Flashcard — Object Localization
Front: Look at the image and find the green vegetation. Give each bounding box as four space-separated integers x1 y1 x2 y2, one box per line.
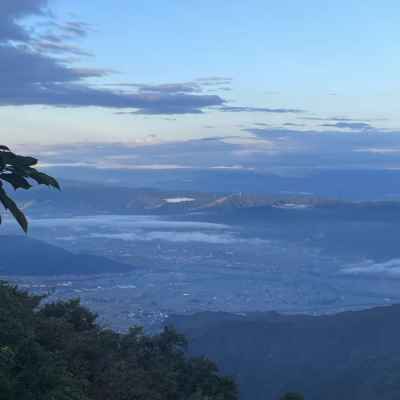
0 282 238 400
0 145 59 232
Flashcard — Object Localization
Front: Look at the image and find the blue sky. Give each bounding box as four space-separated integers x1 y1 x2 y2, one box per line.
2 0 400 168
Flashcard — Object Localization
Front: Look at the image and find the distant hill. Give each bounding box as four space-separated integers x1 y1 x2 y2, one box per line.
13 180 219 215
0 235 134 276
13 179 400 219
11 179 348 216
168 306 400 400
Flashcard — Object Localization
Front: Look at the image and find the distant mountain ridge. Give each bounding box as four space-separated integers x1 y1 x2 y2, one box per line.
36 166 400 201
12 179 367 216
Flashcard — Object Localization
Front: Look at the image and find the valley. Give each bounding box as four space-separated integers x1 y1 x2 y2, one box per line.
3 182 400 331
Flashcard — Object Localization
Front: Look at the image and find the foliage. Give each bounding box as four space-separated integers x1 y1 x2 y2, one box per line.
0 145 59 232
0 282 238 400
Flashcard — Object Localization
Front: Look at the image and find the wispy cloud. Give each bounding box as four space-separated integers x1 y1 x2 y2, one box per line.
109 82 202 94
29 214 230 230
220 106 304 114
33 40 93 57
320 122 373 130
340 259 400 278
90 231 238 244
196 77 232 86
60 21 91 38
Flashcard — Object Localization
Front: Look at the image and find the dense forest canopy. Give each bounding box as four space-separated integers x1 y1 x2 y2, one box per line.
0 282 238 400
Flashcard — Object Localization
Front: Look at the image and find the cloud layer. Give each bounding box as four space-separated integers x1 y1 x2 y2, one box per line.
25 124 400 172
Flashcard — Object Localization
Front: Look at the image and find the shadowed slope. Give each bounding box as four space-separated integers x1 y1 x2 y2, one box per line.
0 235 134 275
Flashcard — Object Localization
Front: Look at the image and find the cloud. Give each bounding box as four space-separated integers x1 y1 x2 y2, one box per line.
340 259 400 278
0 0 225 114
239 127 400 167
20 214 267 245
27 138 242 171
89 231 238 244
194 77 233 93
104 78 234 96
0 3 305 116
354 148 400 154
112 92 224 115
196 76 232 86
220 106 304 114
60 21 91 38
320 122 373 130
107 82 202 94
28 214 230 230
301 116 384 123
33 40 93 57
283 122 305 127
23 126 400 173
0 0 49 42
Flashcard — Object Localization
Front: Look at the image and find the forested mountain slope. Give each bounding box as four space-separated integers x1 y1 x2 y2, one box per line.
169 307 400 400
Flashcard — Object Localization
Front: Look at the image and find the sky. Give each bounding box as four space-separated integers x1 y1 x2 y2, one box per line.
2 0 400 169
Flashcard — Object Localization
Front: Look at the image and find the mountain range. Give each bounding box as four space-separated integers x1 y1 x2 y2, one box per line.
13 179 399 217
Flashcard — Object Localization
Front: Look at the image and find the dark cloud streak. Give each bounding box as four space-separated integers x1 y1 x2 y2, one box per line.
320 122 373 130
220 106 305 114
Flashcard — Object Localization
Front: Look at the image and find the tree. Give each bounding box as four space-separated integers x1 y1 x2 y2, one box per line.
0 145 59 232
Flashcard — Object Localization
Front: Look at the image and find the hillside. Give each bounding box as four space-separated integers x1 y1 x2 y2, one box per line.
0 235 134 276
169 306 400 400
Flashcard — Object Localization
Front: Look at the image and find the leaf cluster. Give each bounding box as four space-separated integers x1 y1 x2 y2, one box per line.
0 145 59 232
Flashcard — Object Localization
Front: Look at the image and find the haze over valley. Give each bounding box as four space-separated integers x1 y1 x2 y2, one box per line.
3 178 400 331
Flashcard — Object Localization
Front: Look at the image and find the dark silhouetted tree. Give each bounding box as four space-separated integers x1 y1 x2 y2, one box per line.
0 145 59 232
